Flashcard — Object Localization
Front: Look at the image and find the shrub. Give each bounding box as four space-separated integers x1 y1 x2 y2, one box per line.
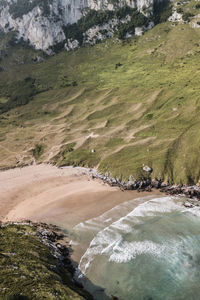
152 0 172 24
115 62 122 69
177 7 183 14
72 81 78 86
63 6 149 43
115 9 149 39
0 77 38 114
4 295 30 300
33 144 45 159
182 12 194 22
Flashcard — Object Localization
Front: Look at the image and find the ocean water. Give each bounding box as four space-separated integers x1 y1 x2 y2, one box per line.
70 196 200 300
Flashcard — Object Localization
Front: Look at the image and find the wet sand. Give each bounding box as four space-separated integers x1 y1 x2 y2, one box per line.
0 164 160 228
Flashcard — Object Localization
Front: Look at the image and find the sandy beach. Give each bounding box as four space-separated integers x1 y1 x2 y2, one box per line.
0 164 159 228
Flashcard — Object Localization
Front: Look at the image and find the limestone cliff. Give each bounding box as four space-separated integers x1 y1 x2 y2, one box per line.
0 0 163 51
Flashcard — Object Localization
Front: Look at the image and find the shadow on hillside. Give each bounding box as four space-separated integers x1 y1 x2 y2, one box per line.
59 227 117 300
2 273 113 300
2 295 31 300
71 259 113 300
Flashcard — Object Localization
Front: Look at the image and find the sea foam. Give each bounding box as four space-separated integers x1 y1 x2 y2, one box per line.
75 196 200 300
78 196 181 274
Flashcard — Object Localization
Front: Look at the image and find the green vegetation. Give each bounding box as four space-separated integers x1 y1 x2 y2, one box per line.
116 9 149 39
182 12 194 22
51 142 76 165
177 7 183 14
173 0 200 23
1 8 200 184
152 0 172 24
0 224 91 300
63 6 149 44
0 77 39 114
33 144 45 160
3 295 30 300
60 149 100 168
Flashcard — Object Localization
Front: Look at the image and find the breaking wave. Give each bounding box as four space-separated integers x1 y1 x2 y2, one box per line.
71 196 200 299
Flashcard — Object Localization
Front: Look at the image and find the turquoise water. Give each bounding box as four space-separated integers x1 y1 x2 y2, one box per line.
71 196 200 300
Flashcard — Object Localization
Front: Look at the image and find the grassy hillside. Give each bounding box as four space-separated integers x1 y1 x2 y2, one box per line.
0 223 92 300
0 14 200 184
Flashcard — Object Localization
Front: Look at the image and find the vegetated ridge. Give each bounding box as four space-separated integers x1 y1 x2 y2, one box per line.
0 222 93 300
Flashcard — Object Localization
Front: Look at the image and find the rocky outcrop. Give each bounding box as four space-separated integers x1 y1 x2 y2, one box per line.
88 168 200 200
0 221 93 299
0 0 163 52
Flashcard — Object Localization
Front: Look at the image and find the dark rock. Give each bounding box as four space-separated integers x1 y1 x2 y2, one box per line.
111 296 119 300
151 180 161 188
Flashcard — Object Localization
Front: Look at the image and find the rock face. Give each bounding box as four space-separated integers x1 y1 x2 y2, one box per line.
0 0 163 51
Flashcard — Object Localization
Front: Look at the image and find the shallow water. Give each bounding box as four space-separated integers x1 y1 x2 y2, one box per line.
70 196 200 300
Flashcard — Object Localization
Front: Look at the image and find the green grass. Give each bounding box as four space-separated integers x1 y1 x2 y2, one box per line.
33 144 45 160
1 16 200 184
0 224 91 300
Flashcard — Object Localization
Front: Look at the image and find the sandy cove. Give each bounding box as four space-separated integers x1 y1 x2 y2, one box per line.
0 164 160 227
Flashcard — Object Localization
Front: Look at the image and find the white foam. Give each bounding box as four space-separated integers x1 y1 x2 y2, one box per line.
128 196 181 217
78 196 183 274
70 240 79 246
109 240 166 263
74 195 154 232
186 206 200 217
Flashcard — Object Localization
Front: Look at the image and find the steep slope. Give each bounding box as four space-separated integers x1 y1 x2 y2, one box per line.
0 223 92 300
0 0 163 51
0 2 200 184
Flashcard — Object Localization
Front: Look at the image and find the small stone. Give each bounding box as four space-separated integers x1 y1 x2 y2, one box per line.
143 165 153 173
183 201 194 208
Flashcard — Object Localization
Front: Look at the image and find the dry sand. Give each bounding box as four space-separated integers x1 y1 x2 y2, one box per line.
0 164 157 228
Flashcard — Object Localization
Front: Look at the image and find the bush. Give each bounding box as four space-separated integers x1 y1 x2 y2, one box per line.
63 143 76 154
72 81 78 86
115 9 149 39
115 62 122 69
177 7 183 14
182 12 194 22
33 144 45 159
63 6 149 44
4 295 30 300
152 0 172 24
0 77 38 114
117 23 133 39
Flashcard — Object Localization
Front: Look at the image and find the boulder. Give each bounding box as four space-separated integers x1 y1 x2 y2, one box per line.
143 165 153 173
183 201 194 208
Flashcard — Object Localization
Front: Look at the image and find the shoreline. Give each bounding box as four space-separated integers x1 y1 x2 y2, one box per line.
0 163 198 229
0 220 94 299
89 169 200 203
0 164 198 300
0 164 162 264
1 164 160 225
1 162 200 201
